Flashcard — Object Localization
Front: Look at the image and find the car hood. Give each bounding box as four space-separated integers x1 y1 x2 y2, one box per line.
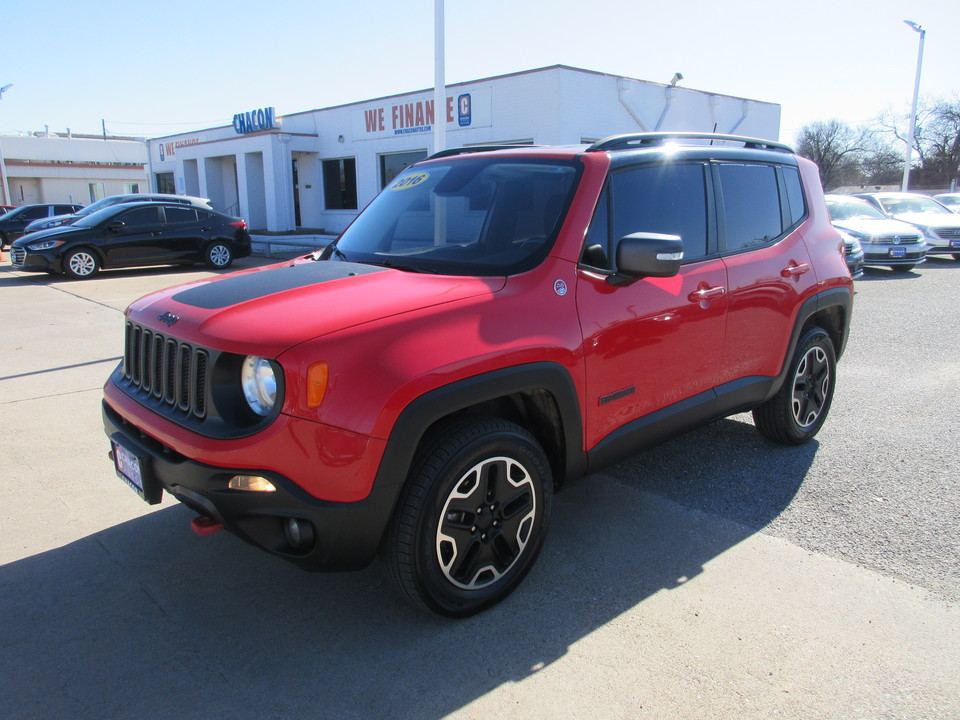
832 218 923 239
126 258 507 357
11 224 90 246
890 212 960 230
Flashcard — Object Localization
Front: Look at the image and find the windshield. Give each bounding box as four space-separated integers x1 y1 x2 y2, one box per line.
74 196 125 217
826 198 886 221
326 157 581 276
879 195 952 215
71 205 128 228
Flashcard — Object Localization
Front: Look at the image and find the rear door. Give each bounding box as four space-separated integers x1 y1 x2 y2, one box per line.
576 162 728 449
715 162 817 383
159 206 205 261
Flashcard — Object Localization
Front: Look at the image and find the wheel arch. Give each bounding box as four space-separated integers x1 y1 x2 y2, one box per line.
768 286 852 401
374 362 585 498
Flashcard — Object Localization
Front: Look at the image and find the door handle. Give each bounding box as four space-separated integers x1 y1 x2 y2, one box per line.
781 263 810 278
687 286 726 303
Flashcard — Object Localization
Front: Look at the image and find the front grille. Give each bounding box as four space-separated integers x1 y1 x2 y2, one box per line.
935 227 960 240
874 234 922 245
10 247 25 266
124 322 208 419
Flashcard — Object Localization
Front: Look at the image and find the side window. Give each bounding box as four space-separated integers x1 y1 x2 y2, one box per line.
717 164 782 251
54 205 77 214
118 206 162 228
22 206 49 220
164 207 197 224
581 185 611 269
782 165 806 226
610 164 709 263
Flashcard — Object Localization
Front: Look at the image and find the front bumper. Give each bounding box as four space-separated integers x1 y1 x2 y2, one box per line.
102 400 401 571
9 247 55 272
862 246 926 266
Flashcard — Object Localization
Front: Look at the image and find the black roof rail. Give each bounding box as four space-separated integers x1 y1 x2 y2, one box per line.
586 132 794 154
427 144 539 160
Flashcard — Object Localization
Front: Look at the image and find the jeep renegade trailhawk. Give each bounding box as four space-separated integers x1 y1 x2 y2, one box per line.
104 133 853 616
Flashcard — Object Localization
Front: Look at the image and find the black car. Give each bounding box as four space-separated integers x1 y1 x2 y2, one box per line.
10 202 251 279
0 203 85 247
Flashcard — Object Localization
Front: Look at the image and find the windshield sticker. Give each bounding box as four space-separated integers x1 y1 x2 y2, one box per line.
390 172 430 191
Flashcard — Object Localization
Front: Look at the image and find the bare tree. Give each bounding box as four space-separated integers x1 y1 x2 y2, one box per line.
795 120 865 190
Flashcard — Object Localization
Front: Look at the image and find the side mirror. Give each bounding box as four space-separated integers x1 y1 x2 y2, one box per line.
107 221 125 233
610 232 684 284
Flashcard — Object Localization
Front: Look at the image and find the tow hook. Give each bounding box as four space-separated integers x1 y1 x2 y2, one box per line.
190 515 223 536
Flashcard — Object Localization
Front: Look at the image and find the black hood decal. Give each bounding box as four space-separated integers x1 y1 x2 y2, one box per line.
173 261 385 310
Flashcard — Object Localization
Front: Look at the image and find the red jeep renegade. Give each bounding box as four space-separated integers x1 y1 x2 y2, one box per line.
103 133 853 616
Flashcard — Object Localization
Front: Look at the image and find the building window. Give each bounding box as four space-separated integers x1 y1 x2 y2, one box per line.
379 150 427 189
88 182 105 203
155 172 175 194
124 182 141 194
322 158 358 210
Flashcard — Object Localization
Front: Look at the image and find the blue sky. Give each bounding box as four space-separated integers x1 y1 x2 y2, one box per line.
1 0 957 144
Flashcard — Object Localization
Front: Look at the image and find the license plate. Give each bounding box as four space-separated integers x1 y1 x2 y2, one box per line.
890 247 907 258
951 240 960 248
113 441 146 497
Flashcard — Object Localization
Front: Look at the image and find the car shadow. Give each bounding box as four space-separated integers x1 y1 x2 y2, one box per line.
0 416 811 719
857 265 924 281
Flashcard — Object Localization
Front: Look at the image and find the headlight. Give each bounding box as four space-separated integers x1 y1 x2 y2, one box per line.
241 356 277 416
847 237 862 253
27 239 65 251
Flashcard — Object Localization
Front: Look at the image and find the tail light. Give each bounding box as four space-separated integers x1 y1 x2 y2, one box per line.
230 220 248 229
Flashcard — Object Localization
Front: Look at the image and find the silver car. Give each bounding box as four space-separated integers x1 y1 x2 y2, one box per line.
825 195 927 272
853 192 960 261
933 193 960 212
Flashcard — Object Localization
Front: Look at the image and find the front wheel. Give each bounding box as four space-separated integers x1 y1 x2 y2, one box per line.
63 248 100 279
753 326 837 445
381 417 553 617
205 242 233 269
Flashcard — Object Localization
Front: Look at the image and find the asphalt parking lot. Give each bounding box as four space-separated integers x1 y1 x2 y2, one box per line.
1 253 958 719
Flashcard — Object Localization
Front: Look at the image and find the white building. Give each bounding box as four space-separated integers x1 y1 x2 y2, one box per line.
146 65 781 233
0 133 147 206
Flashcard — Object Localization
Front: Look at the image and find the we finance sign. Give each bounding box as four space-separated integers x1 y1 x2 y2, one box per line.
354 87 490 140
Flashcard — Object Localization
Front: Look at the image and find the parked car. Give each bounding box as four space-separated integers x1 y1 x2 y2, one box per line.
24 193 212 234
10 202 250 279
102 133 853 616
824 194 926 272
853 191 960 261
836 229 865 278
933 193 960 212
0 203 84 247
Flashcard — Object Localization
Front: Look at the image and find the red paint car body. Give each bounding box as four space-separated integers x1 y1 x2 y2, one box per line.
103 134 853 615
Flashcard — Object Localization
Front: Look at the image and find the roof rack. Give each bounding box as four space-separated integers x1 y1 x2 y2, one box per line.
428 144 539 160
586 132 794 154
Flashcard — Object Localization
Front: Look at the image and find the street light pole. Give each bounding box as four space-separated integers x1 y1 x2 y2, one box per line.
0 83 12 205
901 20 925 192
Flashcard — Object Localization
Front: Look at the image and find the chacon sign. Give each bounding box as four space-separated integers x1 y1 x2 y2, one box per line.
233 107 279 135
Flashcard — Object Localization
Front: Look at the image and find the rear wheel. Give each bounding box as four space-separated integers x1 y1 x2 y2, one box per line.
205 242 233 269
753 326 836 445
63 248 100 279
381 417 553 617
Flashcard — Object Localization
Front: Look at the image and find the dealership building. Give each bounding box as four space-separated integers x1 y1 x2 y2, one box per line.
144 65 780 233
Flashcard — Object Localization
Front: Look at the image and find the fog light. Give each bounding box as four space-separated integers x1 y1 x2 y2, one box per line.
284 518 315 549
228 475 277 492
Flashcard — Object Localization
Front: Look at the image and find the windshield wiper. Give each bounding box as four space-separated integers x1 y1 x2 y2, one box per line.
372 259 438 274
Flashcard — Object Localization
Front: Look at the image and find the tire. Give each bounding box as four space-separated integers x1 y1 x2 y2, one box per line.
381 417 553 617
753 326 837 445
205 242 233 269
63 248 100 279
890 264 916 271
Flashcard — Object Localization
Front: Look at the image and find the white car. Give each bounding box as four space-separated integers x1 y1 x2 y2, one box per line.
825 195 926 272
853 192 960 261
933 193 960 212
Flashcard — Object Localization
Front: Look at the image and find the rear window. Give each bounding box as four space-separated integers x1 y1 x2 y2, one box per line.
717 164 783 251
